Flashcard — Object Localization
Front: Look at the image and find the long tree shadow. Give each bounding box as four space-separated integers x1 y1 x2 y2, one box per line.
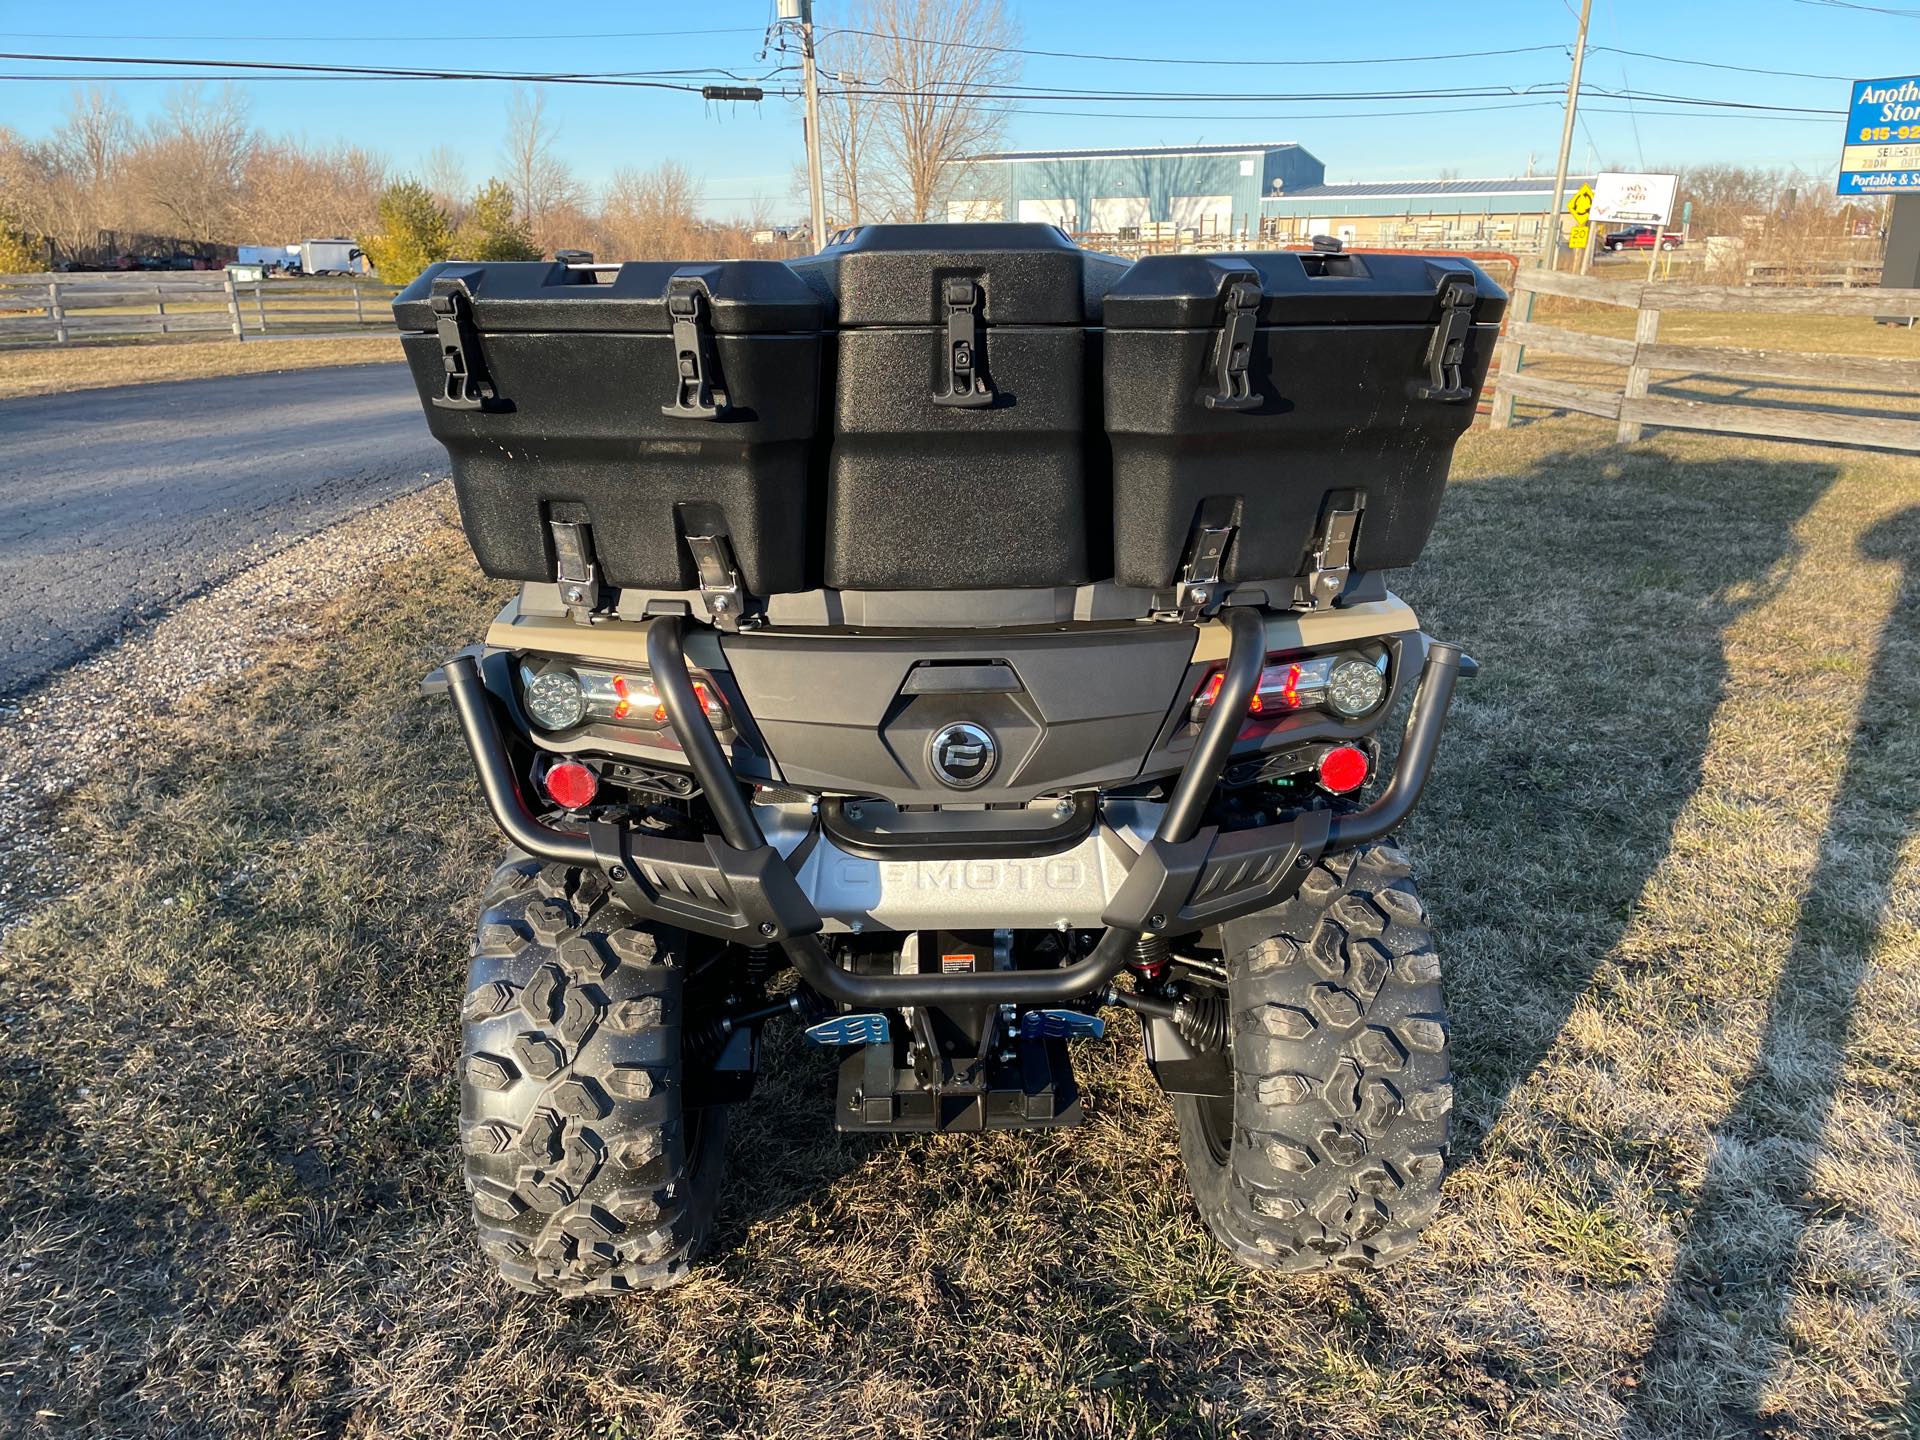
1402 444 1845 1164
1628 502 1920 1436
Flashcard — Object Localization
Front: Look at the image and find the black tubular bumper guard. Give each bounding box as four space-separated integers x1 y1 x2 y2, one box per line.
441 609 1471 1008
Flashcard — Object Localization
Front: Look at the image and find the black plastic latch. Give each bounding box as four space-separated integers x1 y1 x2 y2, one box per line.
1415 275 1478 403
429 283 495 410
661 278 730 419
549 519 600 622
933 277 993 408
1197 271 1262 412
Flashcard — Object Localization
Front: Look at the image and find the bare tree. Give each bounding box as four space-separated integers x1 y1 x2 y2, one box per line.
422 144 470 222
244 140 386 241
123 84 255 245
600 160 703 260
502 85 584 251
811 20 885 226
846 0 1020 223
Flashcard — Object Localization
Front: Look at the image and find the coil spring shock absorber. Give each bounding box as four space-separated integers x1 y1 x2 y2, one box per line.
743 943 773 992
1129 933 1170 984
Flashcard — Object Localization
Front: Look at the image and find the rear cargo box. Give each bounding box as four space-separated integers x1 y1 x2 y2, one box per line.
793 224 1127 590
1102 251 1505 591
394 259 823 595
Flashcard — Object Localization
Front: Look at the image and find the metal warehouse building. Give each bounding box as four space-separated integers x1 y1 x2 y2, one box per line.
950 143 1593 250
949 142 1327 238
1259 175 1598 249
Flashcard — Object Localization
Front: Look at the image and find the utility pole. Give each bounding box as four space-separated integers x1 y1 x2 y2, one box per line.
1543 0 1594 271
778 0 829 247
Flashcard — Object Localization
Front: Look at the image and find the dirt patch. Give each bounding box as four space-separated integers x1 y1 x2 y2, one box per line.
1 424 1916 1438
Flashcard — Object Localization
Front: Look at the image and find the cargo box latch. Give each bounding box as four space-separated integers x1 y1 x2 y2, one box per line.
1198 273 1262 412
1415 276 1478 403
933 277 994 409
661 279 731 420
429 285 496 410
1304 493 1365 610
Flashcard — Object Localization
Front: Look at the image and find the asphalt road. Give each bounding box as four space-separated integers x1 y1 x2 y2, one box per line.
0 362 442 697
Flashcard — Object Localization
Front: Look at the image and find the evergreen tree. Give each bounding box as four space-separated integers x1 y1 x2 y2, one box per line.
357 179 450 285
453 178 541 261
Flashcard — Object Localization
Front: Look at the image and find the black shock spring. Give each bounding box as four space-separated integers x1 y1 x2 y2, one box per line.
744 944 773 992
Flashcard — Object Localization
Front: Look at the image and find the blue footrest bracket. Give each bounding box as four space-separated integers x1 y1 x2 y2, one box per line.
1019 1009 1106 1041
804 1013 892 1047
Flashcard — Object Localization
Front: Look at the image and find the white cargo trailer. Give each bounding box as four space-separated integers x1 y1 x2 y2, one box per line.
296 239 364 276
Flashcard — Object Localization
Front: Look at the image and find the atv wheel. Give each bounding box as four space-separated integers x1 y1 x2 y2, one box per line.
1174 842 1452 1273
459 855 728 1296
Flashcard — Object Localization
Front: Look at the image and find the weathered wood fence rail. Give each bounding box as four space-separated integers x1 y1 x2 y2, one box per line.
0 272 399 347
1489 269 1920 452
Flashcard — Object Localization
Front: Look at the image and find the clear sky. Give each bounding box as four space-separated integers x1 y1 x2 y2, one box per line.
0 0 1910 219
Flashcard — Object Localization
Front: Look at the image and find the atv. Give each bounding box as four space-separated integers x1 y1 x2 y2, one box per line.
396 224 1501 1294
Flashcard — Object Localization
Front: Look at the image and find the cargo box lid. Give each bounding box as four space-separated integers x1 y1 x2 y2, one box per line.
1102 251 1507 328
791 222 1128 326
392 259 823 334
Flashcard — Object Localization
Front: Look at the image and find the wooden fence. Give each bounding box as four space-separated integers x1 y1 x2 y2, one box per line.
0 271 400 347
1488 268 1920 452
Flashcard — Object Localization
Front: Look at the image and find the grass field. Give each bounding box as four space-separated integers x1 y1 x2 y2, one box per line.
2 422 1917 1438
0 334 403 400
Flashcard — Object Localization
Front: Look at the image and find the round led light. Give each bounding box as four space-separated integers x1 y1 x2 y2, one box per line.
1327 657 1387 717
524 669 587 730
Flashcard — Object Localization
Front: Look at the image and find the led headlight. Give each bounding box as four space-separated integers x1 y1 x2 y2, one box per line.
523 668 587 730
1327 656 1388 717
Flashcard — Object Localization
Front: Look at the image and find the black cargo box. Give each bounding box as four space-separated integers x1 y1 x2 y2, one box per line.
792 224 1129 591
1102 251 1505 590
393 259 823 594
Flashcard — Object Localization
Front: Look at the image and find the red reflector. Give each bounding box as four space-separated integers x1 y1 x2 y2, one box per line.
542 760 599 810
1318 745 1369 795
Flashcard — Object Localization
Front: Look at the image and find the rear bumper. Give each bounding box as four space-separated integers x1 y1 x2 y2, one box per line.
441 610 1470 1005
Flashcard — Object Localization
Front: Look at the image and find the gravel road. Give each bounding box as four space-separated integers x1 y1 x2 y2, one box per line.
0 361 442 697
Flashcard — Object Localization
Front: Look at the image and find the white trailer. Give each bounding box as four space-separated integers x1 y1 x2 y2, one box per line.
296 238 365 276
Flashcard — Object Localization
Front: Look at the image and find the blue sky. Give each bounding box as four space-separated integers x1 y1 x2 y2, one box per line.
0 0 1908 219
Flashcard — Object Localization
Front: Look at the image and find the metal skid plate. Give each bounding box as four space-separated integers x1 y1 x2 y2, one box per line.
757 798 1159 933
834 1037 1083 1134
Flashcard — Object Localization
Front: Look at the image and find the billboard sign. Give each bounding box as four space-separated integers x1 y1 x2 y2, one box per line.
1839 76 1920 194
1591 172 1679 225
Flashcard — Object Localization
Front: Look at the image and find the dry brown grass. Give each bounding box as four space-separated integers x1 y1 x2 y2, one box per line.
2 423 1917 1438
0 335 404 400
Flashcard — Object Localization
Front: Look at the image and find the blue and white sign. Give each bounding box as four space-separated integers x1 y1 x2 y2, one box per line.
1839 76 1920 194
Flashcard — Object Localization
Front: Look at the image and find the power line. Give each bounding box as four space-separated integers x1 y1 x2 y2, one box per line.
1790 0 1920 15
0 26 765 42
1591 45 1854 81
824 28 1571 67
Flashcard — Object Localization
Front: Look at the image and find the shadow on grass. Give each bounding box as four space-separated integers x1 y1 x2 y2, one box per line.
1404 442 1844 1171
1628 502 1920 1435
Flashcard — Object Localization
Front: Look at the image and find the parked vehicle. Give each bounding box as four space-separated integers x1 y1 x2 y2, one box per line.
394 225 1502 1295
294 238 365 276
1602 225 1683 252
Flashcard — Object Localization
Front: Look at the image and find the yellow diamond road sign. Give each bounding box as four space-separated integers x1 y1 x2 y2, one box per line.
1568 184 1595 217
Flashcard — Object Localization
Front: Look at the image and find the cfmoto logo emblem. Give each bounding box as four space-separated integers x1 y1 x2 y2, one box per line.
927 722 997 789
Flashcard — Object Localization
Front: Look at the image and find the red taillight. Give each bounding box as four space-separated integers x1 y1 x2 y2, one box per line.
542 759 599 810
1317 745 1369 795
652 681 719 726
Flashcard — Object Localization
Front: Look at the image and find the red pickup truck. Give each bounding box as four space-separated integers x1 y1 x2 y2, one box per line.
1602 225 1684 252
